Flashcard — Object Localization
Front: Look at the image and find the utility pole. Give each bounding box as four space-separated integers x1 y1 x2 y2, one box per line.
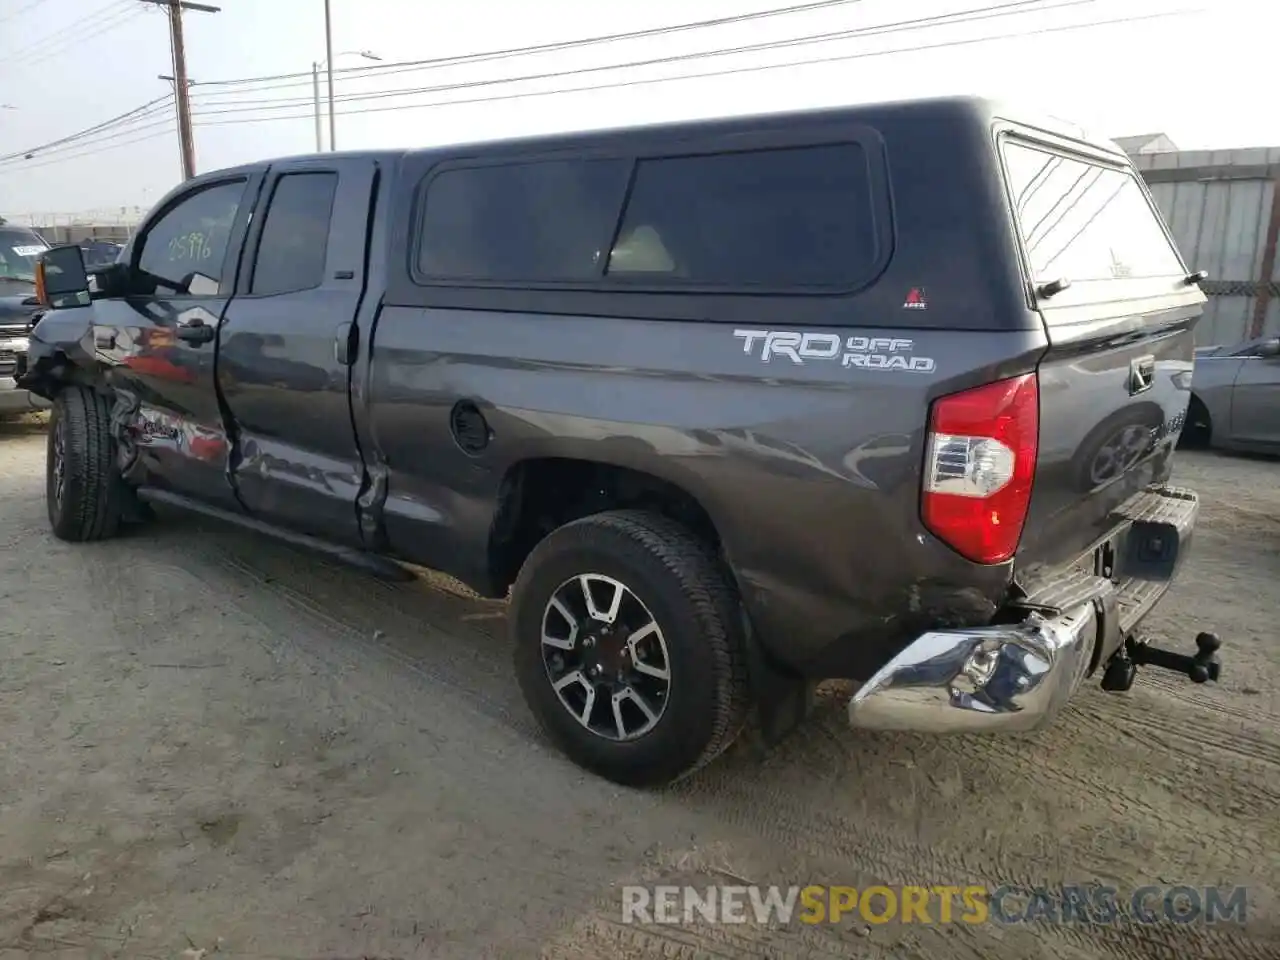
312 52 378 153
324 0 337 151
140 0 220 180
312 62 323 151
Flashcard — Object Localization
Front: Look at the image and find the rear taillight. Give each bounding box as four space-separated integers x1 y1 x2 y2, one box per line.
922 373 1039 564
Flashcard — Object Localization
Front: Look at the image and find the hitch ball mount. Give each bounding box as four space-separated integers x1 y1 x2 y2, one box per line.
1100 631 1221 693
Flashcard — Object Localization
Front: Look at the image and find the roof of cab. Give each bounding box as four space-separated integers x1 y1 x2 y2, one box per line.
244 96 1126 173
391 95 1127 163
261 148 404 165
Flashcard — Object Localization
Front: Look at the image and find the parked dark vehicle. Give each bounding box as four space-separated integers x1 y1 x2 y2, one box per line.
79 239 125 269
0 223 51 415
19 97 1222 786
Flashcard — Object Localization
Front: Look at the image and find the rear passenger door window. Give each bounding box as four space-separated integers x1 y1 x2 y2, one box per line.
608 144 877 288
249 172 339 296
417 159 629 282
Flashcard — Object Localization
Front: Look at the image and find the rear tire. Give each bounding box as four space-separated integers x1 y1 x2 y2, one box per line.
510 509 751 787
46 386 122 542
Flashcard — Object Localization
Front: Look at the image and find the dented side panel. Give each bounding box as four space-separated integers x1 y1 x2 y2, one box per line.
70 169 266 507
94 297 239 506
21 299 238 502
365 309 1045 678
217 157 380 547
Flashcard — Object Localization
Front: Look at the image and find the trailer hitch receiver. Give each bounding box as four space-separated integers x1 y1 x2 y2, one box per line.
1100 632 1221 692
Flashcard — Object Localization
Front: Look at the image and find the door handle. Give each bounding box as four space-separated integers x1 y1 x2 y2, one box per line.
1129 356 1155 395
176 323 215 345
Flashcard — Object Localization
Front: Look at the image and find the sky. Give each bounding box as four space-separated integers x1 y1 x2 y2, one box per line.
0 0 1272 222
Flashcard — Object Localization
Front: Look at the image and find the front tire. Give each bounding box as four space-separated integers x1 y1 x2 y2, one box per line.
46 386 122 542
510 510 751 787
1180 395 1212 449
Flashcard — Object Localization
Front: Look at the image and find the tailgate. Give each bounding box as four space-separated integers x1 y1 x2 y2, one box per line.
997 133 1206 580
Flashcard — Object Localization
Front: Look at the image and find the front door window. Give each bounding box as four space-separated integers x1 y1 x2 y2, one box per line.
136 180 247 296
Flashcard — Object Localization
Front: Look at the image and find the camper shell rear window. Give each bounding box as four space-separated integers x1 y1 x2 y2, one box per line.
1000 137 1184 300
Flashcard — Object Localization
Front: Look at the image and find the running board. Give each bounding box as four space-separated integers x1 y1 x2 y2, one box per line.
136 488 416 582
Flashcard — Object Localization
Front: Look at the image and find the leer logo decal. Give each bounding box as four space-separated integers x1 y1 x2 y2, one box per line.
733 329 936 372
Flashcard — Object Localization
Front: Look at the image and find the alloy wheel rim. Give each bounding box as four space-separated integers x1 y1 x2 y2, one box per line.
1090 424 1151 485
540 573 672 741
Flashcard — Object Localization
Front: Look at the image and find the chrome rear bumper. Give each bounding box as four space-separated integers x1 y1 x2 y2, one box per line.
847 603 1098 734
848 485 1198 734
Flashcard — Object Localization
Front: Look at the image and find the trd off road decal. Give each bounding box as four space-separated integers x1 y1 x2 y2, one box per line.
732 329 936 372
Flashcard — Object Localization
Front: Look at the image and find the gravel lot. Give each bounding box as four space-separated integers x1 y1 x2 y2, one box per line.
1 416 1277 960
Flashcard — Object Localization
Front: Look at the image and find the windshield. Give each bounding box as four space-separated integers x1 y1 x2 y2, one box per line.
0 227 49 283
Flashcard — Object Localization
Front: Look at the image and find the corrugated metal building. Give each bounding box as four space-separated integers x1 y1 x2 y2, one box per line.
1125 138 1280 346
1116 133 1180 155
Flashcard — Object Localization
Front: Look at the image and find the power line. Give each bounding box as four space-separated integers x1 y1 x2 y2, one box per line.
30 4 149 64
0 3 1200 172
6 124 178 173
0 111 178 168
189 5 1198 128
0 96 173 163
0 0 860 167
188 0 1087 117
0 95 174 164
0 3 214 177
0 0 1007 163
0 0 54 27
192 0 870 92
1 0 136 65
191 6 1197 128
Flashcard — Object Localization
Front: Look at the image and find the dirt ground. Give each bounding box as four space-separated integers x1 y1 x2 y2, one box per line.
1 415 1277 960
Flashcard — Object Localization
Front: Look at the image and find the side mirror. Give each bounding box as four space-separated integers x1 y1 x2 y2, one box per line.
89 261 132 298
1258 338 1280 359
35 245 91 309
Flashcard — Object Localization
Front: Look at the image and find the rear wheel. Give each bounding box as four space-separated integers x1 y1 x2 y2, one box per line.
510 510 751 787
46 386 122 542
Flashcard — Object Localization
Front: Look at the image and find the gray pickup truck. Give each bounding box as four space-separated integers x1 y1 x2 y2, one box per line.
1 224 50 415
20 96 1221 786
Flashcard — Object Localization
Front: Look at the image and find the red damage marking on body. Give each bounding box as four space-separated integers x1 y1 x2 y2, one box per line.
189 433 227 462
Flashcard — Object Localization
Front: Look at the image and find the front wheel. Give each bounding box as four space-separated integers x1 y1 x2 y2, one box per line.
1179 396 1212 449
510 510 751 787
46 386 122 542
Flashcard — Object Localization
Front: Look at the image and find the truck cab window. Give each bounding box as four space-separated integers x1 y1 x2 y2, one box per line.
250 172 339 296
137 180 246 296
